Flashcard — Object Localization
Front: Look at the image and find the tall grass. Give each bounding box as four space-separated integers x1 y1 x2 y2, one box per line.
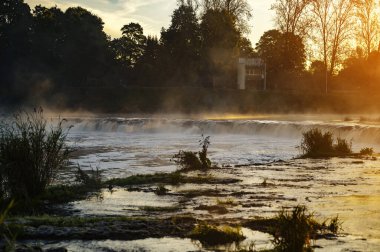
273 206 315 252
0 108 71 199
273 205 342 252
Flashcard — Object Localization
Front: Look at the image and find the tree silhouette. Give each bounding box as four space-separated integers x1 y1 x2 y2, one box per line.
160 4 201 86
256 29 306 89
0 0 32 102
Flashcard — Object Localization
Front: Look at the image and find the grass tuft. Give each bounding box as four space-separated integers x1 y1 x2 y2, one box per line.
273 205 315 252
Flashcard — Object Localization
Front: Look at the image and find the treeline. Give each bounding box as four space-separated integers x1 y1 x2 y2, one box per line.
1 0 380 109
0 0 254 106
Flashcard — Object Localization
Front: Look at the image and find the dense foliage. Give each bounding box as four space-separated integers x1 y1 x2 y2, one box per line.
0 0 254 107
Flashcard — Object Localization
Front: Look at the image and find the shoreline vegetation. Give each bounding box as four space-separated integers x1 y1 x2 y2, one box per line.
0 109 375 251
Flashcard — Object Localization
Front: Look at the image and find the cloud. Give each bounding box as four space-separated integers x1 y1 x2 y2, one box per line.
26 0 175 38
25 0 275 44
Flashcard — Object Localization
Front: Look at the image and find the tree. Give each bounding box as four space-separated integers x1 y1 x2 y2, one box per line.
111 23 146 69
256 29 306 90
160 4 201 85
355 0 379 57
32 6 65 75
0 0 32 55
238 37 255 57
199 0 252 32
310 0 356 92
337 49 380 91
0 0 32 101
256 30 306 75
271 0 312 37
60 7 110 87
134 36 163 85
200 9 241 87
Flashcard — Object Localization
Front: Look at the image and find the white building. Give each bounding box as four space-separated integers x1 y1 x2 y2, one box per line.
237 58 266 90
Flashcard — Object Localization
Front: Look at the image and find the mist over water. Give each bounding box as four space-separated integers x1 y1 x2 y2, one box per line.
58 114 380 178
67 115 380 144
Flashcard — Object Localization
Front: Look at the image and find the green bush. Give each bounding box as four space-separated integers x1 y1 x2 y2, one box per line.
300 129 352 158
172 135 211 171
0 108 71 199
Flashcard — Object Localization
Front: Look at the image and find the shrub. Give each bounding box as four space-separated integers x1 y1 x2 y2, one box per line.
300 129 352 158
172 150 203 171
334 137 352 155
0 108 71 199
273 206 315 252
189 223 245 246
172 135 211 171
300 129 334 157
360 147 374 156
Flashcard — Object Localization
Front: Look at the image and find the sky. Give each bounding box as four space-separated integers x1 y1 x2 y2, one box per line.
24 0 276 45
